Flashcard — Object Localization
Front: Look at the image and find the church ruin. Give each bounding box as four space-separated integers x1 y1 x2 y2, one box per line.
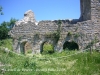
9 0 100 54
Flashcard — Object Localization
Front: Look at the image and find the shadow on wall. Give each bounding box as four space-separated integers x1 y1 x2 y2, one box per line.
63 41 79 50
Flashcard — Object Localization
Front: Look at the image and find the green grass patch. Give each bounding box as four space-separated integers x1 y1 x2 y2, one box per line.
0 39 13 50
0 48 100 75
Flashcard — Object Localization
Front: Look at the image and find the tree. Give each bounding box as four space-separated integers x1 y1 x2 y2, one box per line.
0 21 9 40
7 18 18 30
0 6 3 15
0 18 17 40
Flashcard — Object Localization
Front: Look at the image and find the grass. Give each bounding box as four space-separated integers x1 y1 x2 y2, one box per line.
0 48 100 75
0 39 13 51
0 39 100 75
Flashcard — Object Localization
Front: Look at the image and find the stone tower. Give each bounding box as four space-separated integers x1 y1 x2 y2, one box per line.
80 0 100 22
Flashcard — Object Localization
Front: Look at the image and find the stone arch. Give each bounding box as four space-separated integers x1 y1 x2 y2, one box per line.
20 39 32 54
63 40 79 50
20 41 26 54
40 41 54 54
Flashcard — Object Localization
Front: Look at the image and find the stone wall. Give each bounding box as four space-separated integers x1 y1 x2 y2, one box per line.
80 0 91 21
80 0 100 22
91 0 100 22
9 0 100 54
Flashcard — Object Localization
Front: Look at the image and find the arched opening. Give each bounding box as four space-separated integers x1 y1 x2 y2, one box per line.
63 41 79 50
40 41 54 54
20 41 32 54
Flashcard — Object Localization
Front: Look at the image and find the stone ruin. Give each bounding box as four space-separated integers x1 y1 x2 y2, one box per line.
9 0 100 54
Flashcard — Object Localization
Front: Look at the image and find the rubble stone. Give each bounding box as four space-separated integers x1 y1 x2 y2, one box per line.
9 0 100 54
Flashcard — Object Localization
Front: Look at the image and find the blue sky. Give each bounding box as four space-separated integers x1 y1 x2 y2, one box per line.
0 0 80 23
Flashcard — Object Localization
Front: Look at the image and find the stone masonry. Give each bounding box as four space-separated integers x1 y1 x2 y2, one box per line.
9 0 100 54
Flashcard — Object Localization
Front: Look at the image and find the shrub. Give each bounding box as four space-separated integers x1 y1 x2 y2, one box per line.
26 49 32 53
42 43 54 54
74 33 80 38
67 31 72 36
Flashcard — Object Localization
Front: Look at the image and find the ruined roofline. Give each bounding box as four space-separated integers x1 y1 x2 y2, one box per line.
15 9 81 26
38 19 78 22
37 19 79 24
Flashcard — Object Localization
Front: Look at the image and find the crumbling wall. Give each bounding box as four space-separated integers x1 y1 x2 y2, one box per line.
9 0 100 54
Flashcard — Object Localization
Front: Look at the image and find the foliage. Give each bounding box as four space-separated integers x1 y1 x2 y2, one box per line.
18 36 22 41
74 33 80 38
26 49 32 54
85 36 99 54
43 20 62 43
0 6 3 15
0 48 100 75
0 39 13 50
0 22 9 40
35 32 40 35
85 41 94 49
44 20 62 40
7 18 18 30
24 60 36 69
0 18 17 40
85 36 99 50
42 43 54 54
45 31 58 38
57 20 62 31
94 35 99 43
56 20 62 40
67 31 72 36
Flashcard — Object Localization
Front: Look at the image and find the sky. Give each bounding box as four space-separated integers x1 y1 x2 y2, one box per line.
0 0 80 23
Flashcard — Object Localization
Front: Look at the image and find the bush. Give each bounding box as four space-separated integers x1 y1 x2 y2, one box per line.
42 43 54 54
24 60 36 70
26 49 32 54
67 31 72 36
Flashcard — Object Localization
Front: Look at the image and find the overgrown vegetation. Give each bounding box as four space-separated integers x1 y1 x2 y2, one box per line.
0 47 100 75
42 43 54 54
56 20 62 41
0 4 100 75
0 39 100 75
67 31 72 36
85 36 99 54
74 33 80 38
0 39 13 50
44 20 62 42
26 49 32 54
